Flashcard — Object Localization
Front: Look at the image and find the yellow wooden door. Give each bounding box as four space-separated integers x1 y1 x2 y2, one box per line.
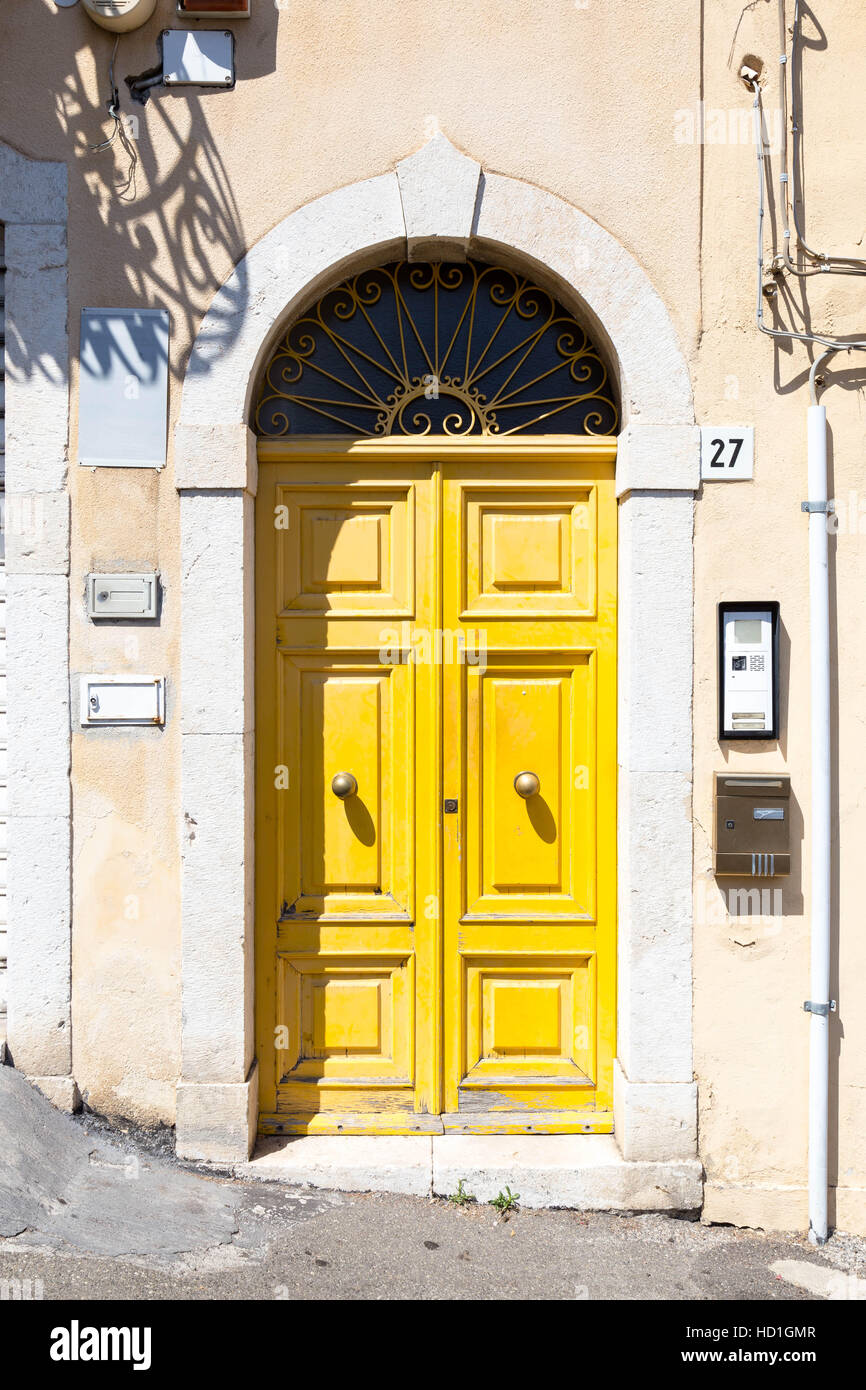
441 457 616 1132
256 444 616 1135
255 457 442 1133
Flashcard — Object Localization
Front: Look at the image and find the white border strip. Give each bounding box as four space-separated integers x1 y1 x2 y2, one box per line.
1 141 72 1087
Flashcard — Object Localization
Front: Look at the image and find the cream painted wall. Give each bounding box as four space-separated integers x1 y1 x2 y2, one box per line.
1 0 864 1229
694 0 866 1236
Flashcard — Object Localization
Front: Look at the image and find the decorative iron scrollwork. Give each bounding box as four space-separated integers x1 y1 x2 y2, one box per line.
254 261 618 437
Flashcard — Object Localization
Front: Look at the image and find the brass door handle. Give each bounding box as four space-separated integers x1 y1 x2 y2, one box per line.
514 771 540 799
331 771 358 800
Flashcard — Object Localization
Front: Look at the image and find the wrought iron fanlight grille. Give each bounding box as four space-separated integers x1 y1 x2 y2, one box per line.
254 260 618 438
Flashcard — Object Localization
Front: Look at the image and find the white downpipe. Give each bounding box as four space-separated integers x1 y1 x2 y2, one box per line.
806 389 831 1246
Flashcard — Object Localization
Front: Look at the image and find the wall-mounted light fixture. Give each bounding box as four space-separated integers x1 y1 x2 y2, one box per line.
176 1 251 17
81 0 158 31
126 29 236 102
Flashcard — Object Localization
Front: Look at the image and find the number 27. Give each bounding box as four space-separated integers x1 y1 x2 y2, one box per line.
710 436 744 468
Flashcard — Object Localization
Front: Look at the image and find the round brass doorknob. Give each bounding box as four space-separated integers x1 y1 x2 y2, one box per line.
514 771 540 799
331 772 358 800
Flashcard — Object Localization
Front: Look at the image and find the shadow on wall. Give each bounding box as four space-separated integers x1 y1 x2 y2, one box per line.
6 3 281 386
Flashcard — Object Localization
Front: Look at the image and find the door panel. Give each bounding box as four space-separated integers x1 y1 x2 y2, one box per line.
441 461 616 1131
256 449 615 1136
256 462 439 1133
277 485 414 615
276 952 414 1088
464 656 596 916
462 956 596 1084
283 655 412 917
462 486 598 618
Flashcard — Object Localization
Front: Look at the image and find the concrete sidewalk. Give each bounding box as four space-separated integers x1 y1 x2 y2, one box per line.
239 1132 702 1211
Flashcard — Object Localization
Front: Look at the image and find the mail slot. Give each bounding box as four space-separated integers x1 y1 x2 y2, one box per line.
714 773 791 876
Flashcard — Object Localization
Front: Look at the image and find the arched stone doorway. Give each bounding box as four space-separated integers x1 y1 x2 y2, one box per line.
252 256 619 1136
174 138 699 1195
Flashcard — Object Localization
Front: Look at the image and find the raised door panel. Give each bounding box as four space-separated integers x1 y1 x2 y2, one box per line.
462 486 597 619
463 656 596 920
461 956 596 1089
275 485 414 617
276 955 414 1086
278 654 413 921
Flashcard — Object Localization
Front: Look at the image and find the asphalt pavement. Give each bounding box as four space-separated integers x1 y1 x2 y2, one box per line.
2 1065 864 1302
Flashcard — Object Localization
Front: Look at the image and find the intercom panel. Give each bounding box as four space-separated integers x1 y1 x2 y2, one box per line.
718 601 780 740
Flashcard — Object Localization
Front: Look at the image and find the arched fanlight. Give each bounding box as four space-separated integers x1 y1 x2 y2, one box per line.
254 260 618 438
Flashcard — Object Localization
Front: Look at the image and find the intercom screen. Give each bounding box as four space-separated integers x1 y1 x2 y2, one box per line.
733 618 763 644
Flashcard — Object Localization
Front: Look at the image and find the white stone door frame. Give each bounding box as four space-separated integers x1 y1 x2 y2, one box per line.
1 141 76 1110
174 137 699 1164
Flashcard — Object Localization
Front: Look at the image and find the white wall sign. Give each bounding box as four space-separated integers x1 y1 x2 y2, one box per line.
700 426 754 481
79 308 169 468
162 31 235 88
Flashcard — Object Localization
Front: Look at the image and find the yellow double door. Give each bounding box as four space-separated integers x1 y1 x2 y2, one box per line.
256 445 616 1135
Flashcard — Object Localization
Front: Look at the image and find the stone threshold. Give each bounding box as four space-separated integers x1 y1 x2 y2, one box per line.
235 1134 703 1211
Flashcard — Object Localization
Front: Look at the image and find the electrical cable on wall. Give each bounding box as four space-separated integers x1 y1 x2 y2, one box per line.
90 38 121 152
746 73 866 356
787 0 866 275
773 1 866 278
90 36 138 200
743 1 866 353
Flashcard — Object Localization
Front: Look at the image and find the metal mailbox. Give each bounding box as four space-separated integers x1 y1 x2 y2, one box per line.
80 675 166 727
714 773 791 877
86 573 159 620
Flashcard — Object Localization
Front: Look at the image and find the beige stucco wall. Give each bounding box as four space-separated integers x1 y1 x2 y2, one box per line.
2 0 864 1229
695 0 866 1236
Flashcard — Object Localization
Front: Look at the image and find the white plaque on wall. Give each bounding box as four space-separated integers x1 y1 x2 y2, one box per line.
700 426 754 481
78 308 169 469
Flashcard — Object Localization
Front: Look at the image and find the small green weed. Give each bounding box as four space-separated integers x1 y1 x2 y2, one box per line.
489 1186 520 1216
447 1179 476 1206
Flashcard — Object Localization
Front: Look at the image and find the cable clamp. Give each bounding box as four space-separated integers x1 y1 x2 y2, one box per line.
803 1000 836 1016
801 501 833 514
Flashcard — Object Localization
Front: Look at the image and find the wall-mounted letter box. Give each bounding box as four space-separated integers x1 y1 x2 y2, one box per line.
87 573 159 620
80 676 166 727
714 773 790 876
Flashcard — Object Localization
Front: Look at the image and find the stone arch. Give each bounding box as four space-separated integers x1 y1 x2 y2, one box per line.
176 136 695 491
175 139 700 1195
